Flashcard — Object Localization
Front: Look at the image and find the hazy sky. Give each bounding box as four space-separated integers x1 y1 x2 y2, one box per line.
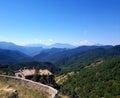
0 0 120 46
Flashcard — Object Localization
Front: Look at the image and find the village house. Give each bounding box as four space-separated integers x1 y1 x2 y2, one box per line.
15 69 53 79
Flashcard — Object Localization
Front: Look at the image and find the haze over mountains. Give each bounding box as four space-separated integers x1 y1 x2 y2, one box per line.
0 41 118 65
0 42 75 56
27 43 75 49
0 41 120 98
0 42 43 56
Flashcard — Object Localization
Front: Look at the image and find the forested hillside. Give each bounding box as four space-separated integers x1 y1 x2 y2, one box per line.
13 61 60 73
57 45 120 73
59 56 120 98
0 61 59 76
34 46 112 63
0 44 120 98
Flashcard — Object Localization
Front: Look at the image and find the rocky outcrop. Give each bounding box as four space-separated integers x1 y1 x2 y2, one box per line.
0 75 58 98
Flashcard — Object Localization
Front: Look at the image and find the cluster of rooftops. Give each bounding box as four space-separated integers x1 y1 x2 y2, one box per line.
15 69 53 79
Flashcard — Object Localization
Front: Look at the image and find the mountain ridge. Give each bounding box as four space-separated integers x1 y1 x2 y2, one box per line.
26 43 75 49
0 48 32 64
56 45 120 73
0 41 43 56
34 45 113 63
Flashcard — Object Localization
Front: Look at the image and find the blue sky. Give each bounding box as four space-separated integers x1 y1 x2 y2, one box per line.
0 0 120 46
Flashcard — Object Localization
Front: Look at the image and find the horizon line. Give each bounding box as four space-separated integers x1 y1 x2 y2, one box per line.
0 40 119 47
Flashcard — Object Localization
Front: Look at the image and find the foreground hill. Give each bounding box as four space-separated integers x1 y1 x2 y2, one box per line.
0 49 32 64
0 78 49 98
59 56 120 98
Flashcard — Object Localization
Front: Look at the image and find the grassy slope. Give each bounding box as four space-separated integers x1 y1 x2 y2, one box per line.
0 80 49 98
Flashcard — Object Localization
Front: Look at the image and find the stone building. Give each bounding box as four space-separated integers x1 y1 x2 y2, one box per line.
15 69 53 79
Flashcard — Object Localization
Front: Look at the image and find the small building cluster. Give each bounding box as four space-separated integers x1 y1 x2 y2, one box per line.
15 69 53 79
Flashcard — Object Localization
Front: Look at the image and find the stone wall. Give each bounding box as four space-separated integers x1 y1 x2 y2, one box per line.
0 75 58 98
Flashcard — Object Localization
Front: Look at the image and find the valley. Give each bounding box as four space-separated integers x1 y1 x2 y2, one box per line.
0 0 119 97
0 42 120 98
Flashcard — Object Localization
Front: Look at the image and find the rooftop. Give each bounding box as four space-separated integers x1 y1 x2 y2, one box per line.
16 69 52 77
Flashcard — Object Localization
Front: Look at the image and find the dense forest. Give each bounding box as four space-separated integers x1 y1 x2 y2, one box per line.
0 61 60 76
57 45 120 74
59 56 120 98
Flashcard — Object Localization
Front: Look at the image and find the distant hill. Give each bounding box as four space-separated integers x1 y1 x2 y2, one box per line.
34 45 112 63
34 48 67 62
0 41 115 66
0 42 74 56
26 43 47 48
27 43 75 49
0 49 32 64
0 41 25 51
0 41 43 56
49 43 75 48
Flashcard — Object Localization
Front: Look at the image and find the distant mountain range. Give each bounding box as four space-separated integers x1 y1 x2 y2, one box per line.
0 48 32 64
0 41 120 98
34 45 112 63
1 41 120 65
0 42 44 56
0 42 75 56
26 43 75 49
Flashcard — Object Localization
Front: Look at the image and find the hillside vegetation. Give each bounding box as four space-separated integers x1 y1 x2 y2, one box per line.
0 44 120 98
0 61 59 76
34 46 111 63
57 45 120 73
59 56 120 98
